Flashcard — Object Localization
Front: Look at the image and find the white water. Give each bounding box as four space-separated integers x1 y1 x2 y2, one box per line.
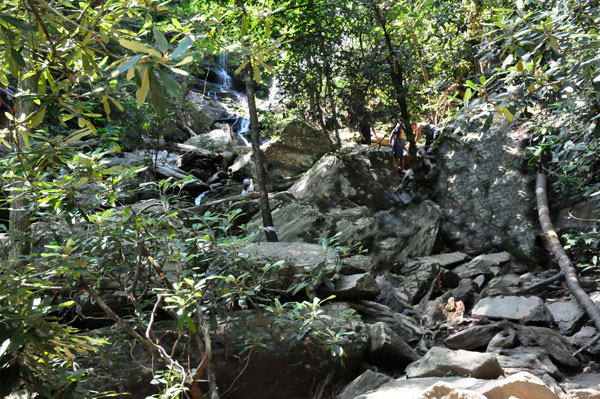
194 190 211 206
216 56 232 92
268 76 280 102
236 118 251 147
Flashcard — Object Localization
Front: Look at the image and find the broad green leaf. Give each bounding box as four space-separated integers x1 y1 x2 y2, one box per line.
175 56 194 67
501 107 514 122
253 64 261 83
153 27 169 54
10 49 25 68
464 88 472 103
158 69 182 98
148 69 166 117
172 35 195 59
0 15 35 31
119 39 162 58
117 54 142 75
136 67 150 108
549 36 559 52
29 107 46 128
465 80 478 91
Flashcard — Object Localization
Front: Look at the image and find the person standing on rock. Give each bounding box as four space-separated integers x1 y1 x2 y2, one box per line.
359 113 372 145
390 119 406 171
241 178 255 195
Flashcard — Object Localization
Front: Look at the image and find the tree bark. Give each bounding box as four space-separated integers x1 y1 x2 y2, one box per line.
9 69 36 260
536 173 600 332
370 2 416 158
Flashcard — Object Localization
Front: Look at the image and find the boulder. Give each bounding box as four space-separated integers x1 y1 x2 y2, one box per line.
375 273 413 313
514 325 579 367
568 326 600 354
337 370 392 399
341 255 376 275
185 128 234 153
480 371 558 399
553 197 600 233
444 322 506 351
494 347 560 378
420 382 486 399
565 389 600 399
355 372 557 399
397 261 441 304
433 106 537 260
546 300 586 335
238 242 339 292
328 273 380 299
452 252 510 280
230 119 340 186
78 303 369 399
481 273 521 297
367 322 420 366
405 347 503 379
349 300 423 343
471 296 552 324
289 146 400 211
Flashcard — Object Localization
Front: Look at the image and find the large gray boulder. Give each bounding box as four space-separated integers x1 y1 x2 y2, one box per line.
405 347 504 379
289 146 400 211
337 370 392 399
434 105 537 260
367 322 420 366
229 118 340 186
546 300 586 335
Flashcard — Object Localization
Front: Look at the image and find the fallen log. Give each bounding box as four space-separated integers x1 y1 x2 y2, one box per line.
536 173 600 333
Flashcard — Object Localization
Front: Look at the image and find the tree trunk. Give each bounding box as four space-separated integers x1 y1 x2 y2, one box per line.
9 70 36 260
371 3 416 158
536 173 600 332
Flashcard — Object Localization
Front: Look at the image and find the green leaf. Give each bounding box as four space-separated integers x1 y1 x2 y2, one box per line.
465 80 478 91
116 54 142 75
148 68 166 117
119 39 162 58
157 69 182 98
10 48 25 68
501 107 514 122
172 35 195 59
0 14 35 31
464 88 472 103
153 27 169 54
136 67 150 108
29 107 46 128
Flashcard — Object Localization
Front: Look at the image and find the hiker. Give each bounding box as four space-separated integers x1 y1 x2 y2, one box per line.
389 119 406 170
359 114 372 145
0 85 15 128
241 178 255 195
419 122 441 153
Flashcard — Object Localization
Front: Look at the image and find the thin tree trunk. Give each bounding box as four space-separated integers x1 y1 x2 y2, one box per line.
9 70 36 260
244 67 278 242
536 173 600 332
371 3 416 158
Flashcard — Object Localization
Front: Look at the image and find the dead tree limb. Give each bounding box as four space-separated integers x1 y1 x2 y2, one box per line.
518 272 564 294
536 173 600 332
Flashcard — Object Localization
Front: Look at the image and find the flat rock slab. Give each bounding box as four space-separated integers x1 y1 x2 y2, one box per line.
547 300 585 335
405 347 503 379
355 371 557 399
452 253 510 280
444 323 505 350
471 296 552 324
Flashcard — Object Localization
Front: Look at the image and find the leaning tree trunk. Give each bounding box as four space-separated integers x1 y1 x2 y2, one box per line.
536 173 600 332
9 69 36 260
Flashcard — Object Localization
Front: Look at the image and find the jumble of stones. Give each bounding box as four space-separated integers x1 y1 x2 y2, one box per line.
72 91 600 399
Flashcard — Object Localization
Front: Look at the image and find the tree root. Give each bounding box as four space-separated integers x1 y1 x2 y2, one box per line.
518 271 564 294
536 174 600 334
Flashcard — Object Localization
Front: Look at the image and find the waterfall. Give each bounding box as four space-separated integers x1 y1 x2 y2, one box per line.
236 118 251 147
268 76 280 102
216 55 232 92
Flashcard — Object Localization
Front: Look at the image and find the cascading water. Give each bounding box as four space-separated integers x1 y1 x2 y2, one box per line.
268 76 280 102
216 55 232 92
236 118 251 147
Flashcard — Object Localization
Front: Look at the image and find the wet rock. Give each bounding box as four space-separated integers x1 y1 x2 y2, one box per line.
547 300 586 335
433 106 537 260
367 322 420 367
289 146 400 211
349 300 423 343
337 370 392 399
471 296 552 324
405 347 503 379
328 273 380 300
